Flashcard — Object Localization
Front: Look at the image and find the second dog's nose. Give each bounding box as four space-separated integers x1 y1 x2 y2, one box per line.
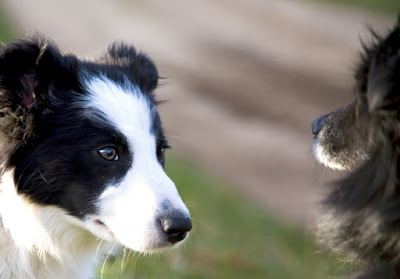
312 113 330 135
159 213 192 243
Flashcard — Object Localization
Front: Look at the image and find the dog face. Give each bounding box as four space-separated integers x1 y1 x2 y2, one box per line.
0 38 191 252
312 101 369 170
312 19 400 172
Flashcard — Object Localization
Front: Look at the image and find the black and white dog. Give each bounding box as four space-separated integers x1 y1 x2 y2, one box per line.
312 17 400 278
0 38 192 278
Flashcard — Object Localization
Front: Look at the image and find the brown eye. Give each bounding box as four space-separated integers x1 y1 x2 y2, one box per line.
158 147 166 158
157 145 168 166
99 148 119 161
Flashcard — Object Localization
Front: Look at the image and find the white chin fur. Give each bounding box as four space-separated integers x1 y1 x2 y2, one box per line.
313 139 350 171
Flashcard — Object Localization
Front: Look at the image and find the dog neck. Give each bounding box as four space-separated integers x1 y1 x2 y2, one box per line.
0 170 108 279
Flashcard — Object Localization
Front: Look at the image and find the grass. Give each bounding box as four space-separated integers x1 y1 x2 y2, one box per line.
0 7 13 44
307 0 400 15
99 154 351 279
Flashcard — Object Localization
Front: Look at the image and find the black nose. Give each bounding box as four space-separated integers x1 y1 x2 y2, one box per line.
312 113 330 135
159 213 192 243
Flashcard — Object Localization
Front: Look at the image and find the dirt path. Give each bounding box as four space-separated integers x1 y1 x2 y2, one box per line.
2 0 394 225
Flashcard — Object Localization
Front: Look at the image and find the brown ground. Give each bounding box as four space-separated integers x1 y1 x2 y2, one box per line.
2 0 395 225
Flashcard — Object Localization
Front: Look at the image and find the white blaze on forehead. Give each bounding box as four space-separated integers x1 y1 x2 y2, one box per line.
82 75 156 137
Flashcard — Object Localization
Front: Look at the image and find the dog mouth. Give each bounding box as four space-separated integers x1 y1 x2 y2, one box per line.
95 219 106 226
92 218 116 240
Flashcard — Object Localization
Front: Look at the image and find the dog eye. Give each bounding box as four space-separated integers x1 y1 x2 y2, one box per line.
157 145 169 166
158 147 166 159
99 148 119 161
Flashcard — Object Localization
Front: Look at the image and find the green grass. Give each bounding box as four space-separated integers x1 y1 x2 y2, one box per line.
0 7 14 44
308 0 400 15
99 155 351 279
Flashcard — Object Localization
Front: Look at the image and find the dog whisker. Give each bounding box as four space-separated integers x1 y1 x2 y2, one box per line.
121 246 128 272
100 241 118 279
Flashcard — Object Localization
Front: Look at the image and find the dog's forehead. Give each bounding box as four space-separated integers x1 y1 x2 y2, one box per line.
81 75 158 139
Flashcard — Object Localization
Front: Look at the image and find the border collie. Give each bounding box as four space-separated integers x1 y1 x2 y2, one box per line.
0 37 192 279
312 16 400 278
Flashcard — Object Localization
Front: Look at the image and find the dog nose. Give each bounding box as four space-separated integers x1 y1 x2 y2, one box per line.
312 113 330 135
159 213 192 243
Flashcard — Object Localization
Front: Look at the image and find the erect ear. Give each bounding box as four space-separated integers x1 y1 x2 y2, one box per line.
0 37 77 144
366 21 400 111
105 42 159 93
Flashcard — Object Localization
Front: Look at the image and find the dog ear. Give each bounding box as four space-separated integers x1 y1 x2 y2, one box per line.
0 37 78 144
105 42 159 93
366 22 400 111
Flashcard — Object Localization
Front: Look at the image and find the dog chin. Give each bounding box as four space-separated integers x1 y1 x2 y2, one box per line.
313 140 353 171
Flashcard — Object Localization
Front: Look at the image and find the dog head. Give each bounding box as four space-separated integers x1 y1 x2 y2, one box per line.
312 18 400 171
0 37 191 252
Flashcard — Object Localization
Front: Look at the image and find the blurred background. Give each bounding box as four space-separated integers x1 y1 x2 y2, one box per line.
0 0 399 278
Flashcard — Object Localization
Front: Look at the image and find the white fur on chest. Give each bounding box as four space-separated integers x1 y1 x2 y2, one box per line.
0 170 109 279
